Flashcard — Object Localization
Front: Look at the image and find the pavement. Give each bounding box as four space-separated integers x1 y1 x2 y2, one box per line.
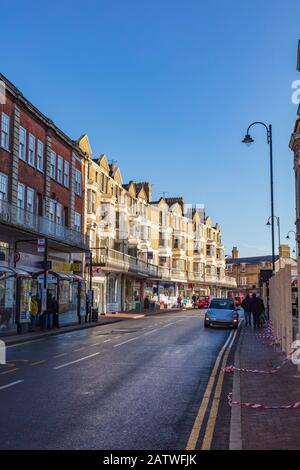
0 308 236 450
223 321 300 450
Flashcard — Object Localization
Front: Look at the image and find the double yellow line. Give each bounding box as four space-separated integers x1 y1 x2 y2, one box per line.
186 327 239 450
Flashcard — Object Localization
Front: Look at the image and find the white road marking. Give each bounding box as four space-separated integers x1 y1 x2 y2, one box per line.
114 326 165 348
7 338 45 349
0 380 24 391
53 352 100 370
103 339 111 343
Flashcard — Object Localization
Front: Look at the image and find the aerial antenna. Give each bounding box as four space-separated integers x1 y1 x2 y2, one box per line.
159 191 169 198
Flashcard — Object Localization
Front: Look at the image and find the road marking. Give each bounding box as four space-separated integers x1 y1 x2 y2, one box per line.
73 347 85 352
114 327 162 348
53 352 100 370
0 368 19 376
201 327 239 450
29 360 46 366
103 339 111 343
53 353 67 358
0 380 24 391
186 330 235 450
7 338 45 349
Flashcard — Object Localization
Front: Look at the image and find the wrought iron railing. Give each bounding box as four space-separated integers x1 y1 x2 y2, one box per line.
95 247 161 278
0 200 87 249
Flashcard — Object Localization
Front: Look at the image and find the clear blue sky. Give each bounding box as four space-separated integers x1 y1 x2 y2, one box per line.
1 0 300 257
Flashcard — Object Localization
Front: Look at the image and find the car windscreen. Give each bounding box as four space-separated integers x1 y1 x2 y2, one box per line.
209 300 234 310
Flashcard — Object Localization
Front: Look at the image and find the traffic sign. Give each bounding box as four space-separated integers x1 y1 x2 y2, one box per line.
37 238 46 253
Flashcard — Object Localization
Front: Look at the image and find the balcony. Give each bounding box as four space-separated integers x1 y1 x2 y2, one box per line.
0 200 87 250
204 274 237 288
95 247 161 279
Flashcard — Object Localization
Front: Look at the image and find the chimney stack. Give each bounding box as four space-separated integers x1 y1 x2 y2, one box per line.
279 244 291 259
232 246 239 259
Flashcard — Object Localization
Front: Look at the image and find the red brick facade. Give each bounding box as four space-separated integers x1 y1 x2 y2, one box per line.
0 73 87 247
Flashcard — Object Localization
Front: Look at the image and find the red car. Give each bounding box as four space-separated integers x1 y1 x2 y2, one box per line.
197 296 210 309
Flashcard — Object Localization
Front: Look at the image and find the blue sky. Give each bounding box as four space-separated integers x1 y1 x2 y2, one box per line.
1 0 300 257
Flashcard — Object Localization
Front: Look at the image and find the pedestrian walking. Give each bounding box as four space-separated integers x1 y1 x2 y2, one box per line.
192 294 197 308
177 295 183 309
250 293 265 328
241 294 252 327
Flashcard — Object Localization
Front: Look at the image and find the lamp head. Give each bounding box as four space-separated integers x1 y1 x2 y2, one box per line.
286 234 290 240
266 220 271 226
242 134 254 146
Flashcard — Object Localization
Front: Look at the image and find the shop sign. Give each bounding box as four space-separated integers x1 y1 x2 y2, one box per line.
107 303 119 312
92 266 104 276
71 262 82 272
51 261 73 273
147 251 154 259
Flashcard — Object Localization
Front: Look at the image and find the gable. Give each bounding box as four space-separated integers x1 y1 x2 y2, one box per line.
99 154 110 172
114 167 123 186
78 134 92 159
170 202 183 215
137 187 147 201
205 216 212 227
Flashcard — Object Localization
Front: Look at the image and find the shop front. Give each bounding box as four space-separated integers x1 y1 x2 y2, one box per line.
158 281 176 308
106 273 122 313
123 276 144 312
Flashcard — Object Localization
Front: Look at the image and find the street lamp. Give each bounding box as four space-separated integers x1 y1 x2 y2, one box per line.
286 230 298 257
242 122 275 272
266 216 280 254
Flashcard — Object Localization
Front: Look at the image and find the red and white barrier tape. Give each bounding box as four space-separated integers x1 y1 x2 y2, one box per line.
224 346 300 375
228 393 300 410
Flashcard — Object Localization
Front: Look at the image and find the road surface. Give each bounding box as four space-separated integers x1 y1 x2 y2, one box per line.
0 310 236 450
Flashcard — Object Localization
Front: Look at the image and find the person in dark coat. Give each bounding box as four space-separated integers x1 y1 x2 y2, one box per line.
241 294 252 327
250 293 265 328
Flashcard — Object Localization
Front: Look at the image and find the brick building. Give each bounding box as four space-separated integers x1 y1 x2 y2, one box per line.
226 246 295 294
0 74 88 333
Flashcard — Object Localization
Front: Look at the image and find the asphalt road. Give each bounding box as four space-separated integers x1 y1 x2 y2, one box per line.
0 310 233 450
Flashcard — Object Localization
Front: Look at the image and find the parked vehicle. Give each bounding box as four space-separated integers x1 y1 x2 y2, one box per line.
204 298 239 329
197 296 210 309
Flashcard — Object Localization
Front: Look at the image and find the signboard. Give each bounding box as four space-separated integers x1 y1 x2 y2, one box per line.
92 266 104 276
147 251 154 259
37 238 46 253
37 260 52 270
85 251 91 262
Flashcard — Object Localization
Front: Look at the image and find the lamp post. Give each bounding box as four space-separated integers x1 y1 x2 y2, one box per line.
242 122 275 272
286 230 298 257
266 216 281 254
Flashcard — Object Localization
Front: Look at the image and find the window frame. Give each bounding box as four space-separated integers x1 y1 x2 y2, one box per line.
28 133 35 167
50 151 56 180
1 113 10 150
57 155 63 184
37 140 44 172
19 127 27 161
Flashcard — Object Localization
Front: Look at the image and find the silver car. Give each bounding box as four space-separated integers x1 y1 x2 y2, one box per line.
204 298 239 329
